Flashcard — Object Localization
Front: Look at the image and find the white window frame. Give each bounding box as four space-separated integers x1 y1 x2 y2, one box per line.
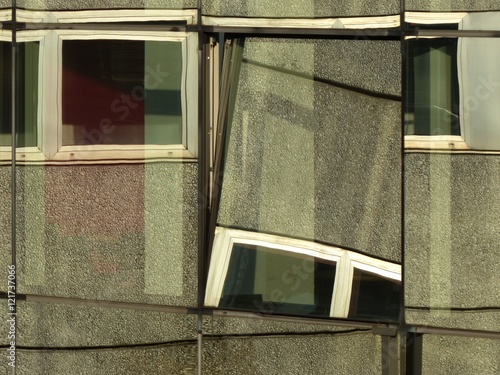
1 14 198 164
404 12 500 153
205 227 401 320
404 12 468 151
0 30 46 163
13 9 198 25
201 15 400 29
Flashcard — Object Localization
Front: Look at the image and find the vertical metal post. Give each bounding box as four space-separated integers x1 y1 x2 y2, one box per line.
374 327 399 375
382 335 399 375
400 1 408 373
405 332 423 375
10 1 18 374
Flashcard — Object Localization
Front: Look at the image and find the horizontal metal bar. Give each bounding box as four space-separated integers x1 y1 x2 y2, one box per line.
408 325 500 340
408 29 500 38
20 294 190 314
202 26 401 39
15 22 190 32
212 309 395 330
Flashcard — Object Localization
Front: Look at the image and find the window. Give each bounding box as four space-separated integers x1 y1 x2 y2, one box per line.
0 33 40 156
404 20 467 151
219 243 337 316
2 16 198 163
205 228 401 322
62 39 184 147
405 12 500 151
46 30 198 161
406 38 459 137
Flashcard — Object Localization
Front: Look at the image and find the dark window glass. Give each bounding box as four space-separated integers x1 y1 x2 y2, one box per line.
349 268 400 322
406 38 460 136
220 244 336 317
62 39 183 146
0 41 39 147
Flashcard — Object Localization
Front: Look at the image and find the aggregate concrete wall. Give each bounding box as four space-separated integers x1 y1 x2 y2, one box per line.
202 0 399 18
218 38 402 262
16 0 197 10
203 333 383 374
406 1 500 11
422 335 500 375
405 153 500 331
15 163 198 307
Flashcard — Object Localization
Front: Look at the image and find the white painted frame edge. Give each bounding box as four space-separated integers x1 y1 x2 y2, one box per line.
14 9 198 25
205 227 401 321
201 15 400 29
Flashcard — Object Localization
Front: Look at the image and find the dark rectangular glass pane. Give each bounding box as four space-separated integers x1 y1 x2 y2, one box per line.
0 41 38 148
62 39 182 146
220 244 336 317
349 269 400 322
405 38 460 136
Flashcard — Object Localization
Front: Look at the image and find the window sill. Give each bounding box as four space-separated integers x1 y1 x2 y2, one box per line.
3 9 198 25
404 136 500 154
0 147 197 165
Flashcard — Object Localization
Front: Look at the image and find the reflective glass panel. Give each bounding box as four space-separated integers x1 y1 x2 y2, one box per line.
405 152 500 332
220 244 336 317
16 0 197 11
349 269 400 322
203 330 384 374
218 38 401 262
202 0 399 18
62 40 182 146
405 38 459 136
421 335 500 374
14 31 198 306
405 2 500 12
0 41 38 147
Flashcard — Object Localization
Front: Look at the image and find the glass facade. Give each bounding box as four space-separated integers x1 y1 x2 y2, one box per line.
1 2 499 374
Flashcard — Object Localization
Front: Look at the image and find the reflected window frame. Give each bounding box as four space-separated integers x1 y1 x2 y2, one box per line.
0 30 42 160
405 11 500 152
1 10 199 163
205 228 401 321
404 12 467 151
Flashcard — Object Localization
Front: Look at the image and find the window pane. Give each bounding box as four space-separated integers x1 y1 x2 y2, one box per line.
349 269 400 322
0 41 38 147
220 244 336 317
405 38 460 136
62 39 183 146
218 38 401 262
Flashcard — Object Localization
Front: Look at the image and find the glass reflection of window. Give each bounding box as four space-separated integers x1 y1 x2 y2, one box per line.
62 39 183 146
219 244 336 317
349 268 400 321
406 38 459 136
0 41 39 147
206 229 401 322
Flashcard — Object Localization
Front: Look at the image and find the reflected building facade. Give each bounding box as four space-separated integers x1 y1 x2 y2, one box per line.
0 1 499 374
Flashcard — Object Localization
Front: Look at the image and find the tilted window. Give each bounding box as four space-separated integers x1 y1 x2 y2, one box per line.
205 228 401 322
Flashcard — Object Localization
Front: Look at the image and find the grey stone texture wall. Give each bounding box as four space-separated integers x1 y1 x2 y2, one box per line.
17 301 197 347
405 154 500 331
0 167 11 297
17 344 199 374
203 332 384 374
406 1 500 11
15 163 198 307
202 0 399 18
17 0 197 10
422 335 500 374
218 38 402 262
